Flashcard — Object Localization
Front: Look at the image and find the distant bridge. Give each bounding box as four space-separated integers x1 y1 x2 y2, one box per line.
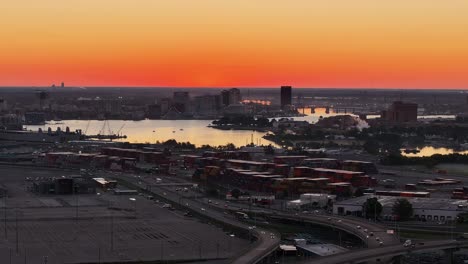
297 106 380 116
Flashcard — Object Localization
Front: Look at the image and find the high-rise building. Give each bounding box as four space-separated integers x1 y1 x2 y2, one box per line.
0 98 7 112
220 88 242 106
228 88 242 105
193 95 221 117
160 98 172 115
221 90 230 106
24 112 46 125
146 104 162 119
280 86 292 109
103 99 122 114
381 101 418 123
173 92 190 104
173 92 190 113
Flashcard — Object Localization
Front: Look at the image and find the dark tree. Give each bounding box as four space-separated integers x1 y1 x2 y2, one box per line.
231 189 241 199
363 139 380 155
354 188 365 197
392 199 413 221
264 144 275 155
362 197 383 220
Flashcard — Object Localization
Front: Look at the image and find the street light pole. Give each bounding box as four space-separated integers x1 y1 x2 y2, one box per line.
451 218 457 240
4 195 7 239
129 198 137 218
374 201 377 222
110 211 114 251
15 210 18 254
338 231 342 247
160 241 163 261
73 184 79 221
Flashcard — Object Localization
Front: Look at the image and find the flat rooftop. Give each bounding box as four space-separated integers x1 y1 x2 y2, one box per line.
227 159 267 166
313 168 364 174
343 160 374 164
303 158 338 161
275 156 308 159
296 243 348 256
336 195 468 211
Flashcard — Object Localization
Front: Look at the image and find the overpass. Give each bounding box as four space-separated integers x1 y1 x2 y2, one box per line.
302 239 468 264
109 172 407 264
15 163 400 264
114 173 281 264
266 212 400 248
298 106 379 116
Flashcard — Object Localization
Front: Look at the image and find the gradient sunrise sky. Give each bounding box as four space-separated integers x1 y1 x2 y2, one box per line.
1 0 467 89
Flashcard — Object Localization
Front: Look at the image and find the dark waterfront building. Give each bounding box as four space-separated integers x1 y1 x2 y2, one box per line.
221 90 230 106
280 86 292 109
381 101 418 123
24 112 46 125
146 104 162 119
221 88 242 106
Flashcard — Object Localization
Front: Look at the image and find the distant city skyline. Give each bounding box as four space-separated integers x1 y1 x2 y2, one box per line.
1 1 467 89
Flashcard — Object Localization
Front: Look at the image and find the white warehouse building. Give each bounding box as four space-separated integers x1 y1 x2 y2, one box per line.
333 195 468 222
287 193 336 210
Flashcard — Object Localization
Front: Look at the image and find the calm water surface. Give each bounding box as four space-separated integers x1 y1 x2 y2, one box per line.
24 108 343 147
401 146 468 157
25 119 270 146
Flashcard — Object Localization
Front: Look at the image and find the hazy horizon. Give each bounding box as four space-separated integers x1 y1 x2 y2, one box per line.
0 86 467 91
1 1 467 89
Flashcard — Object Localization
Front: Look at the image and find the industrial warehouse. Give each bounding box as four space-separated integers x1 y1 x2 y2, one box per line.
333 195 468 222
191 155 378 198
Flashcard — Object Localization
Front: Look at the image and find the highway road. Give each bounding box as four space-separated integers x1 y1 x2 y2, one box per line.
142 173 400 247
112 173 281 264
2 163 404 263
267 212 400 248
4 162 468 263
302 239 468 264
111 171 406 264
137 170 401 248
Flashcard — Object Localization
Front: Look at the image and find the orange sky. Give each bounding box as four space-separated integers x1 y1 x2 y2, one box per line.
1 0 467 88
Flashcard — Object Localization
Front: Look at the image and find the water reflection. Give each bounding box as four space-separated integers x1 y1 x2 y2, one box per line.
294 107 344 123
25 119 271 147
23 108 349 147
401 146 468 157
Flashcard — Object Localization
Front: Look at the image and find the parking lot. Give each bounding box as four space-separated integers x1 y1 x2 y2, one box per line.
0 165 249 264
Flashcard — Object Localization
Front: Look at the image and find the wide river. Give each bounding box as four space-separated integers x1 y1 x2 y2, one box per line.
24 108 339 147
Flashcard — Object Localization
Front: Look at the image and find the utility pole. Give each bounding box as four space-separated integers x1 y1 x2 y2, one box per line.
74 184 79 220
4 195 7 239
110 211 114 251
15 210 19 254
374 201 377 222
338 231 342 247
451 219 455 240
160 241 164 261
